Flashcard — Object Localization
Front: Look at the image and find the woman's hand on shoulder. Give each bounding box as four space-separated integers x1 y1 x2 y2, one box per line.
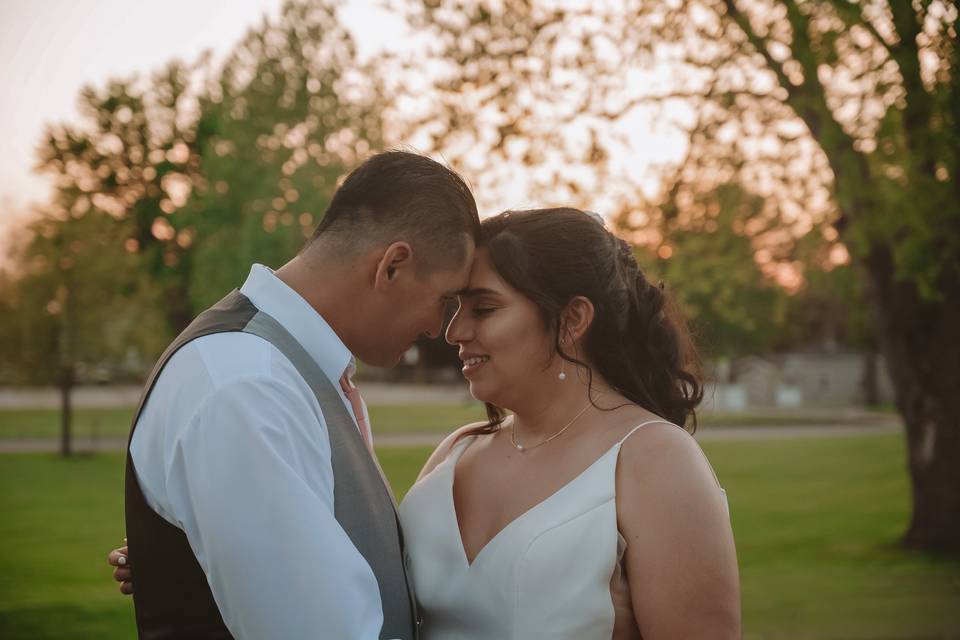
416 421 489 482
616 423 741 639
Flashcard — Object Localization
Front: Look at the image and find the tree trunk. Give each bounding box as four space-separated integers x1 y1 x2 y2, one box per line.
164 277 195 334
862 350 879 407
865 247 960 553
59 366 74 458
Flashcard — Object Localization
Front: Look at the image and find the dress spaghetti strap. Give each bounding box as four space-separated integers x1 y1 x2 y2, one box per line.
617 418 681 443
618 419 726 491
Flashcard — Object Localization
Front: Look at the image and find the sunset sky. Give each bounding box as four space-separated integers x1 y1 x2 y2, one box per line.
0 0 412 244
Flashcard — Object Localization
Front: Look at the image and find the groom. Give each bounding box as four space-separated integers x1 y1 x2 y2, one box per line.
119 151 478 639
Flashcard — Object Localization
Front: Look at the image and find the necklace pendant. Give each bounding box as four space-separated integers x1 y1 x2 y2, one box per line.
515 443 525 452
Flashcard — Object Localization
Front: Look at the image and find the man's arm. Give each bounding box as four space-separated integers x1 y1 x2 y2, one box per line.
166 375 384 639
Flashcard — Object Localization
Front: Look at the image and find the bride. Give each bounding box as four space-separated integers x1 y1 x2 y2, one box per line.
400 208 739 638
111 207 740 638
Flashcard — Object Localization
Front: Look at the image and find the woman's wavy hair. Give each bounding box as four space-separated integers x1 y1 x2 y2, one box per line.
461 207 704 439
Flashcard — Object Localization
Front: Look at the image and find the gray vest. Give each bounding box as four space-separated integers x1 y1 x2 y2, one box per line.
125 289 419 639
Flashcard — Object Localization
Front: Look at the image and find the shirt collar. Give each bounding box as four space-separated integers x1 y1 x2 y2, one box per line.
239 263 352 383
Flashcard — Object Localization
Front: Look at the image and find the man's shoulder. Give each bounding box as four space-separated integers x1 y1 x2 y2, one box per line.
135 331 327 453
175 326 343 389
142 331 312 430
169 330 279 383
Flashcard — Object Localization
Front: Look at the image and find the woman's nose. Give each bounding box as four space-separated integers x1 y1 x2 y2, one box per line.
445 309 469 345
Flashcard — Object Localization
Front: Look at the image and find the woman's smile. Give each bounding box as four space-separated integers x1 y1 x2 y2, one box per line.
460 354 491 376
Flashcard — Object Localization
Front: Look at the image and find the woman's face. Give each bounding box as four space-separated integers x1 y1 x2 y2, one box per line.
445 249 557 408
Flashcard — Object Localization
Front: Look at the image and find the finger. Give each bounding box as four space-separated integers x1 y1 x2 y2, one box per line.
113 567 132 582
107 549 128 567
120 581 134 596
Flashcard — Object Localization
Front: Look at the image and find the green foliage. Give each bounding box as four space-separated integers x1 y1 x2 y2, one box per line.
0 210 169 386
716 0 960 296
35 61 210 331
628 184 788 358
185 0 382 309
3 0 384 383
406 0 959 306
775 261 874 352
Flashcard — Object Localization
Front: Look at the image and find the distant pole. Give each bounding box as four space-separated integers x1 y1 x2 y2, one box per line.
59 366 72 457
56 280 73 458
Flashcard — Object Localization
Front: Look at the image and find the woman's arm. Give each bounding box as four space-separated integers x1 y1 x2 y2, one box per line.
616 423 741 639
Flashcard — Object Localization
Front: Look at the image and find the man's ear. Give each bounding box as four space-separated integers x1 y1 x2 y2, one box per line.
559 296 595 345
373 241 414 292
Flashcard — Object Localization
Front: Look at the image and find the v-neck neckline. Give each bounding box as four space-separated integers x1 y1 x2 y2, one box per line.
447 434 623 568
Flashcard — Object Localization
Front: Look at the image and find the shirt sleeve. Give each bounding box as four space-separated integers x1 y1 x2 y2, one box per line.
163 374 384 640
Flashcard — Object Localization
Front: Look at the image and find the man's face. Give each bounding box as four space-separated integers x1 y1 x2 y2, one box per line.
365 238 475 367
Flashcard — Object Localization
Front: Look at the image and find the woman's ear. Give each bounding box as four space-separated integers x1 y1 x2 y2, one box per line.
559 296 595 345
373 241 413 292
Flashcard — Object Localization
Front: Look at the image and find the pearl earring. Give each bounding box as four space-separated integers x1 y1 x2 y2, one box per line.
559 339 567 381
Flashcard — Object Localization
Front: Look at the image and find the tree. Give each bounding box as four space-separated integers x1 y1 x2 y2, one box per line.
34 0 383 335
185 0 383 309
0 208 168 455
35 59 213 333
627 183 788 360
12 0 385 449
401 0 960 552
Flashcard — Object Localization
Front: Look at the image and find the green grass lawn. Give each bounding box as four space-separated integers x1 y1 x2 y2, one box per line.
0 405 894 441
0 408 135 440
0 405 489 440
1 435 957 639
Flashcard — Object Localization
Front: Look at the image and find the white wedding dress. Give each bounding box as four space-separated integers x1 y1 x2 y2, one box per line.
398 420 728 639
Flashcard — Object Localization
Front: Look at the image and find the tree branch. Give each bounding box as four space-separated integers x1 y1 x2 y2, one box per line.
722 0 797 102
593 87 774 120
888 0 939 176
825 0 896 54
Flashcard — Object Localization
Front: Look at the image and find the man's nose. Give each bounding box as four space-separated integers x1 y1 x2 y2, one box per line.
423 309 445 340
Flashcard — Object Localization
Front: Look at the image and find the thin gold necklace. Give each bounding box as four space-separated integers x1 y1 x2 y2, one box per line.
510 402 592 453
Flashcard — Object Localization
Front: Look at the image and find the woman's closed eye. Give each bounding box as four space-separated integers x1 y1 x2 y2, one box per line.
472 306 496 317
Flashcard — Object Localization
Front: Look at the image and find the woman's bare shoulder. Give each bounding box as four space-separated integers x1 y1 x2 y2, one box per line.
416 420 492 482
614 418 723 520
616 418 707 480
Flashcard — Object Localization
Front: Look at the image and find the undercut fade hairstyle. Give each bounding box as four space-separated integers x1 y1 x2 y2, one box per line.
308 151 480 272
459 207 704 442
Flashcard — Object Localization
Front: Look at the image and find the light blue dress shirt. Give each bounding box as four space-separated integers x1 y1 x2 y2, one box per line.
130 264 385 639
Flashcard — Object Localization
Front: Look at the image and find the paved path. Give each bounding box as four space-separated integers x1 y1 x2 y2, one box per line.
0 383 474 409
0 423 901 453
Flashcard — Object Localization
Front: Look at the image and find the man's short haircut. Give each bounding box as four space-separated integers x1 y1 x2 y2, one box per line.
308 151 480 272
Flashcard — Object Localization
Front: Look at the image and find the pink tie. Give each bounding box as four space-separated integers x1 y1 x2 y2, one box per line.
339 370 374 452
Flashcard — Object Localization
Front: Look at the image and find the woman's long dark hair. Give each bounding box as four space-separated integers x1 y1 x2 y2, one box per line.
460 208 703 440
